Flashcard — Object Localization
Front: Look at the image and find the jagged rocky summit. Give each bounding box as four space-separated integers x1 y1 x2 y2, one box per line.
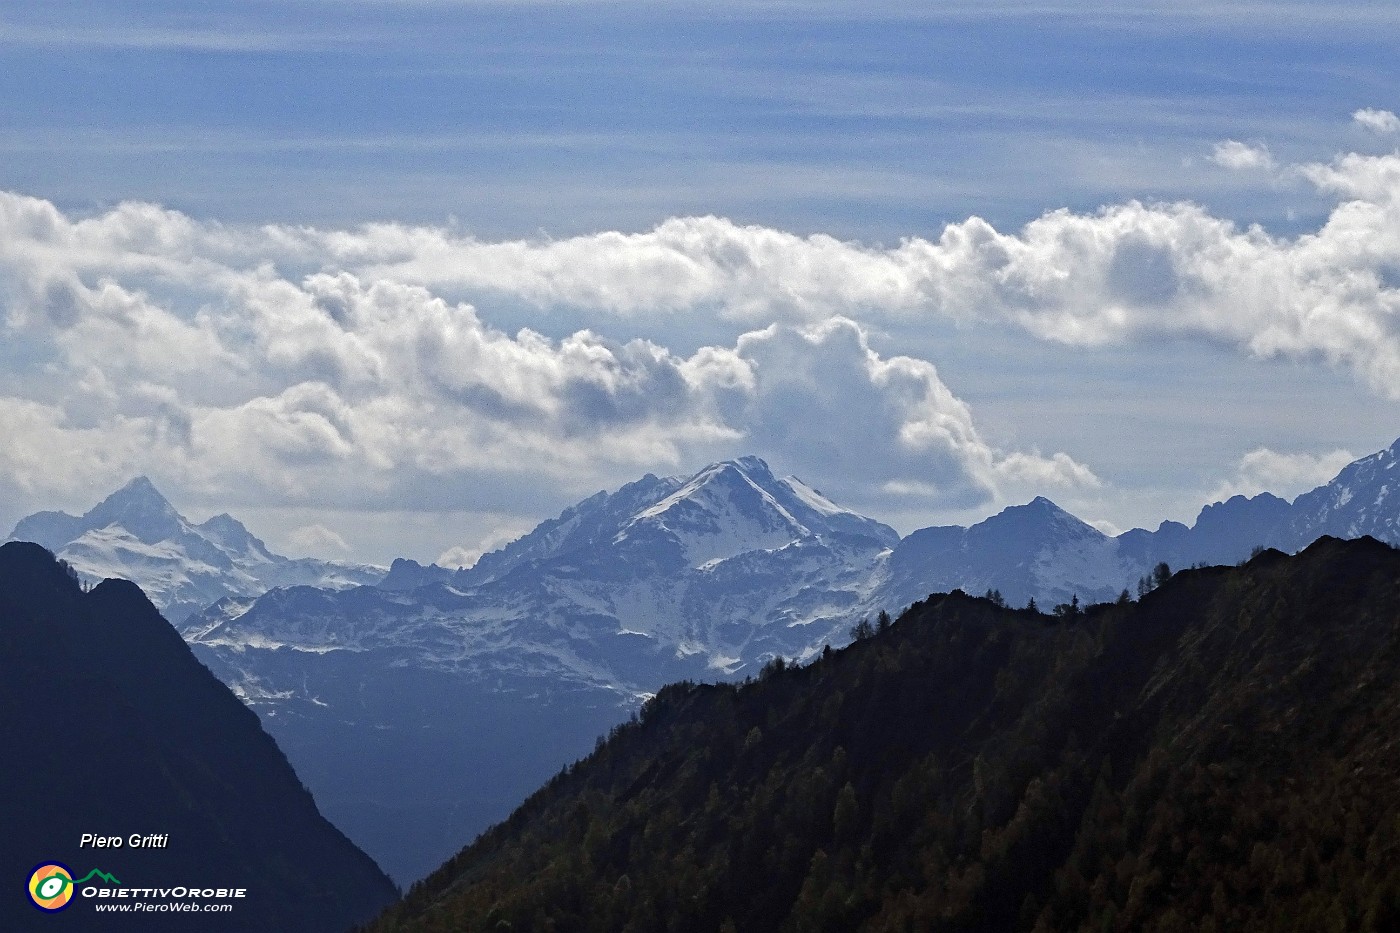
7 476 383 622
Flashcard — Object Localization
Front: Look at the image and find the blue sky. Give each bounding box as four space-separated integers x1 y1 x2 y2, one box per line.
6 1 1397 235
2 1 1399 564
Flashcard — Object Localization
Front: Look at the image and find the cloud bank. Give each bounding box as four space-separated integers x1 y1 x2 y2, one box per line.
257 147 1400 394
0 196 1091 515
3 136 1399 528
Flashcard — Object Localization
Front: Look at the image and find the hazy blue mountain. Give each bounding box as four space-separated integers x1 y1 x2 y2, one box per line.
7 477 384 622
1116 437 1400 576
881 496 1134 609
379 557 456 590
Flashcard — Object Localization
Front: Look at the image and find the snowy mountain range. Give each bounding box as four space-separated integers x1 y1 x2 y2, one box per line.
189 458 898 684
6 477 383 622
10 437 1400 884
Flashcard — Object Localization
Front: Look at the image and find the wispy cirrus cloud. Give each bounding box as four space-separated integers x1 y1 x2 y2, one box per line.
0 21 374 52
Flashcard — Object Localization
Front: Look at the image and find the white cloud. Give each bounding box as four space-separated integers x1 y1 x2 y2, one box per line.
195 149 1400 397
5 139 1400 527
1086 517 1123 537
1208 447 1357 502
436 521 535 570
715 318 1099 511
0 196 1088 517
1353 108 1400 134
286 523 353 555
1209 139 1276 171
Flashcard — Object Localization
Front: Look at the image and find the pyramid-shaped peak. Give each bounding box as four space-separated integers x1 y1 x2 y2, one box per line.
83 476 186 545
1006 496 1075 517
645 458 792 515
974 496 1103 539
198 512 273 558
107 475 172 504
632 456 899 551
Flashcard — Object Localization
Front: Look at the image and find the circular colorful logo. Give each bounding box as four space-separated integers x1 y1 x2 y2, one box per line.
28 862 75 912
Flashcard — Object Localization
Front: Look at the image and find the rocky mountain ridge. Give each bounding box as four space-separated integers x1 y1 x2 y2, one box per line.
7 476 384 622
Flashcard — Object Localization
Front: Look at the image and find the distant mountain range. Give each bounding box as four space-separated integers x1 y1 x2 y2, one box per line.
7 476 383 622
9 436 1400 884
365 535 1400 933
0 542 396 932
189 457 899 687
182 458 905 883
183 436 1400 692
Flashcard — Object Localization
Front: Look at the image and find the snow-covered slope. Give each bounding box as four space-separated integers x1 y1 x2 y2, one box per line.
189 457 899 686
1285 436 1400 546
7 478 383 622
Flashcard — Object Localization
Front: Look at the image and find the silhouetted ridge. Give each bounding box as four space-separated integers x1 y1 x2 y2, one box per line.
0 542 397 932
366 536 1400 933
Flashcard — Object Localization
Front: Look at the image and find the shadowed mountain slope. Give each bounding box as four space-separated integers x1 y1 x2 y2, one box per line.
366 535 1400 933
0 542 397 932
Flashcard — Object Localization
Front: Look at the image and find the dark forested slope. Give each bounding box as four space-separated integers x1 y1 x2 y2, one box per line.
0 542 397 932
368 535 1400 933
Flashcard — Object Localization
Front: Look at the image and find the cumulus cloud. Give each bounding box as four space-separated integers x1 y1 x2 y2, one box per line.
286 523 353 555
1209 139 1276 171
1086 517 1123 537
1208 447 1357 502
1354 108 1400 134
437 522 535 570
5 138 1400 527
712 318 1099 510
0 196 1088 518
128 146 1397 398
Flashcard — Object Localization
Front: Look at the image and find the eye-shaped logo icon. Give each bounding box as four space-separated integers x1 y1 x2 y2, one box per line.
28 863 75 912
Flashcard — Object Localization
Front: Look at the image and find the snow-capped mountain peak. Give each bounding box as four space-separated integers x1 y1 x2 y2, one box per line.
189 455 902 693
197 513 278 563
82 475 187 545
624 459 815 566
459 457 898 584
7 479 383 622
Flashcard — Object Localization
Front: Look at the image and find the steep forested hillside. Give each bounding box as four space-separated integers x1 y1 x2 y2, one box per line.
367 536 1400 933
